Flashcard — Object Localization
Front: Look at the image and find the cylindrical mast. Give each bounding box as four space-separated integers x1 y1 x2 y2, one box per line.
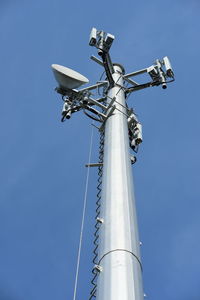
96 65 144 300
52 27 174 300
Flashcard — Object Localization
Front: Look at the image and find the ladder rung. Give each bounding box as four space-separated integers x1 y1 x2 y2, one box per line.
85 163 103 168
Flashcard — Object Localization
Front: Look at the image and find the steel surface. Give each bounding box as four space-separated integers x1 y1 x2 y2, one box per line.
96 65 144 300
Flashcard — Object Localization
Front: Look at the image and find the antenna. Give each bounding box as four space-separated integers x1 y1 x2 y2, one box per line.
52 64 89 89
51 27 175 300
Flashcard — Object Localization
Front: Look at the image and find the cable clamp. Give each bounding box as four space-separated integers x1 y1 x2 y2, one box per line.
96 217 104 224
130 155 137 164
93 264 103 273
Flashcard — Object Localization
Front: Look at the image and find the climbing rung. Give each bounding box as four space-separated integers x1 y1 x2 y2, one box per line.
85 163 103 167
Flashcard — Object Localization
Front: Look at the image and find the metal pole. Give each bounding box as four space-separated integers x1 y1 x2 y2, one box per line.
96 64 144 300
52 29 175 300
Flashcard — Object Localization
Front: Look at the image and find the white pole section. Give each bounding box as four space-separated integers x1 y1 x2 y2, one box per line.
96 64 144 300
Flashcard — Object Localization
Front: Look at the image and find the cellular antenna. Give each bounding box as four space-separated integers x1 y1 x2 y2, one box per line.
51 27 175 300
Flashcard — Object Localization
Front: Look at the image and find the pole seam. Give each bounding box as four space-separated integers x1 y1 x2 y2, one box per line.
98 249 143 271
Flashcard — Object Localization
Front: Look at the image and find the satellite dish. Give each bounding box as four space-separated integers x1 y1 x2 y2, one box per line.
51 64 89 90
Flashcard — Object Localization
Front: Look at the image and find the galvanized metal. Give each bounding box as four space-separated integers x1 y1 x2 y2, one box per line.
96 65 144 300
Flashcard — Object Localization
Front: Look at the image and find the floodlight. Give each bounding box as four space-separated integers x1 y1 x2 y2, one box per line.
52 64 89 90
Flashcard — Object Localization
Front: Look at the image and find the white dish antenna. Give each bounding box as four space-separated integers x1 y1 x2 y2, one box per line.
52 64 89 89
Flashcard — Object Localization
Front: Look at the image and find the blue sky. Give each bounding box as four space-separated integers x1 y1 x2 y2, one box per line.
0 0 200 299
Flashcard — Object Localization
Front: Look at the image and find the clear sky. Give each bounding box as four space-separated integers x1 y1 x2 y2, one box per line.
0 0 200 299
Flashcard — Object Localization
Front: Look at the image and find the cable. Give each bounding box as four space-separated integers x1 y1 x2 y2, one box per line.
72 126 94 300
83 109 104 123
89 128 104 300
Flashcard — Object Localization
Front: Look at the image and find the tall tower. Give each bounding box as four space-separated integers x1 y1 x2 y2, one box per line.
51 28 174 300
